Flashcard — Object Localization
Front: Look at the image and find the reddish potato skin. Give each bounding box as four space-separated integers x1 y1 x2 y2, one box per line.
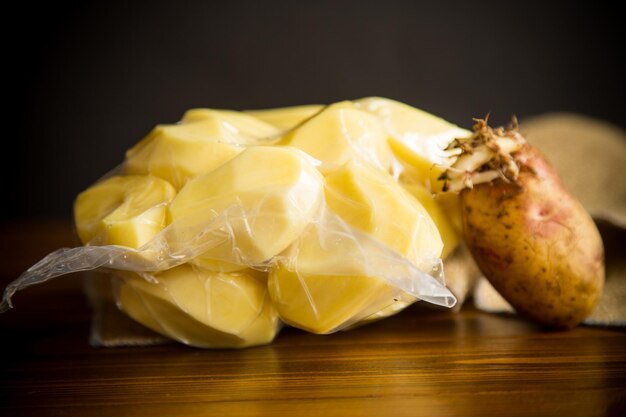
461 145 604 328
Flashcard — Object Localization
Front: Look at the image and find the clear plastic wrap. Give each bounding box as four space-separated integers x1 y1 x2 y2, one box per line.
1 97 464 349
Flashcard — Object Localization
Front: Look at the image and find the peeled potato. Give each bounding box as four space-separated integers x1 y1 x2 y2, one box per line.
116 265 279 348
125 119 247 189
180 108 281 142
245 104 323 130
403 183 460 259
268 222 410 334
74 175 176 248
279 101 393 172
355 96 470 190
169 146 324 271
325 160 443 263
324 161 444 322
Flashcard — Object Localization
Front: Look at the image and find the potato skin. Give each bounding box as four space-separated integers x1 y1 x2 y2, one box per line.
461 145 604 328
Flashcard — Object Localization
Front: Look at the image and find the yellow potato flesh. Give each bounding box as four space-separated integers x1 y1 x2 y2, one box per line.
125 119 251 190
355 97 470 191
181 108 281 142
169 146 324 271
279 101 393 172
117 265 279 348
74 175 176 248
268 224 402 334
325 161 443 262
269 267 396 334
245 105 323 130
403 183 460 259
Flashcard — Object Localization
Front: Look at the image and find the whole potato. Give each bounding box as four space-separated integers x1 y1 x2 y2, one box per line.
444 120 604 328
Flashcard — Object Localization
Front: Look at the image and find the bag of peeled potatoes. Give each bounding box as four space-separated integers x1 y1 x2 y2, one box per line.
2 97 623 348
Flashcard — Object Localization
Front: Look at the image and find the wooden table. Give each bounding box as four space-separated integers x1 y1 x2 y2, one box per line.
1 220 624 417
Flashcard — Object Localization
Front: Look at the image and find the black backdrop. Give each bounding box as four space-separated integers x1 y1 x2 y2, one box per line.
5 1 624 218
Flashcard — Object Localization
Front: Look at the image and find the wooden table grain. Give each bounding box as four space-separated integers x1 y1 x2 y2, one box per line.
0 219 624 417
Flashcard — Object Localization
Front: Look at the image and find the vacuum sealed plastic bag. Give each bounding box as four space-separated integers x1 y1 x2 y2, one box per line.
1 97 466 349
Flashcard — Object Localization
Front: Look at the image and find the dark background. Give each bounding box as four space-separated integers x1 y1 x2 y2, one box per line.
5 1 624 219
